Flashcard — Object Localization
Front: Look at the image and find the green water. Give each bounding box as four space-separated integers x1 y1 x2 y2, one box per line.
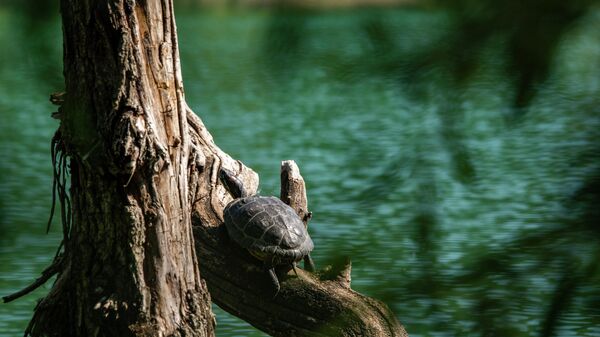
1 3 600 337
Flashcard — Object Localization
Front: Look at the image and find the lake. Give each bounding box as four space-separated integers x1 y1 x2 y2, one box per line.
1 2 599 336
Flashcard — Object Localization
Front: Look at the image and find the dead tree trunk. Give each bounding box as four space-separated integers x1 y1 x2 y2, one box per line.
21 1 215 336
6 1 409 336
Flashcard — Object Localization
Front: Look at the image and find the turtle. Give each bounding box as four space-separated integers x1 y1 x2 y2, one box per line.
219 168 315 295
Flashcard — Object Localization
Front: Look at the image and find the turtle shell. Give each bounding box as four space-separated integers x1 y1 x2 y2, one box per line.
223 195 313 265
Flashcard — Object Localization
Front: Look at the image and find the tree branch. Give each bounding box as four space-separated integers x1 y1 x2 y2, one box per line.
187 120 408 336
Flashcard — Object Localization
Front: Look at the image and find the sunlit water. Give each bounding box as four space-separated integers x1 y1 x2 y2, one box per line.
1 4 599 337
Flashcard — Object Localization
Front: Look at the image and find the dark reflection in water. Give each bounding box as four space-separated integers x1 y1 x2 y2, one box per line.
262 7 307 78
1 2 599 337
345 0 594 110
442 0 592 111
0 0 57 19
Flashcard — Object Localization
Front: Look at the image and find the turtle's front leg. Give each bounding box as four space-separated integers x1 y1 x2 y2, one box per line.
266 267 280 297
304 254 315 272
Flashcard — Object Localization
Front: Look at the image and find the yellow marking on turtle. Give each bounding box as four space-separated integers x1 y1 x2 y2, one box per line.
249 250 267 261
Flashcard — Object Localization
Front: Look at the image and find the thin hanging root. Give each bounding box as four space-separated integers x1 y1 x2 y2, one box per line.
57 150 72 241
46 132 61 234
2 255 63 303
46 130 71 239
4 131 71 303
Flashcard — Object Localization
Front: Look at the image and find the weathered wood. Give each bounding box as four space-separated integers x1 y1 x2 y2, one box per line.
194 224 408 337
191 147 408 336
280 160 312 226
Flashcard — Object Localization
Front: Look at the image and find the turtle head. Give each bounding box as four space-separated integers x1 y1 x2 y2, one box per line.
219 168 249 199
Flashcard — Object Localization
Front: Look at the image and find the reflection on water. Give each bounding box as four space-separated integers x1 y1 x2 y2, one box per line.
1 2 599 336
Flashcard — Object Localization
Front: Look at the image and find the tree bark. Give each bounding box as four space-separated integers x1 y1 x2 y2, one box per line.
24 1 214 336
14 1 409 336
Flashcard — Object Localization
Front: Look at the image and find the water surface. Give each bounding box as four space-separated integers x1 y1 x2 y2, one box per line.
1 3 599 337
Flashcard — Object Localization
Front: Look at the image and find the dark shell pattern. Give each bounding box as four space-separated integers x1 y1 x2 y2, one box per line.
223 195 313 264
